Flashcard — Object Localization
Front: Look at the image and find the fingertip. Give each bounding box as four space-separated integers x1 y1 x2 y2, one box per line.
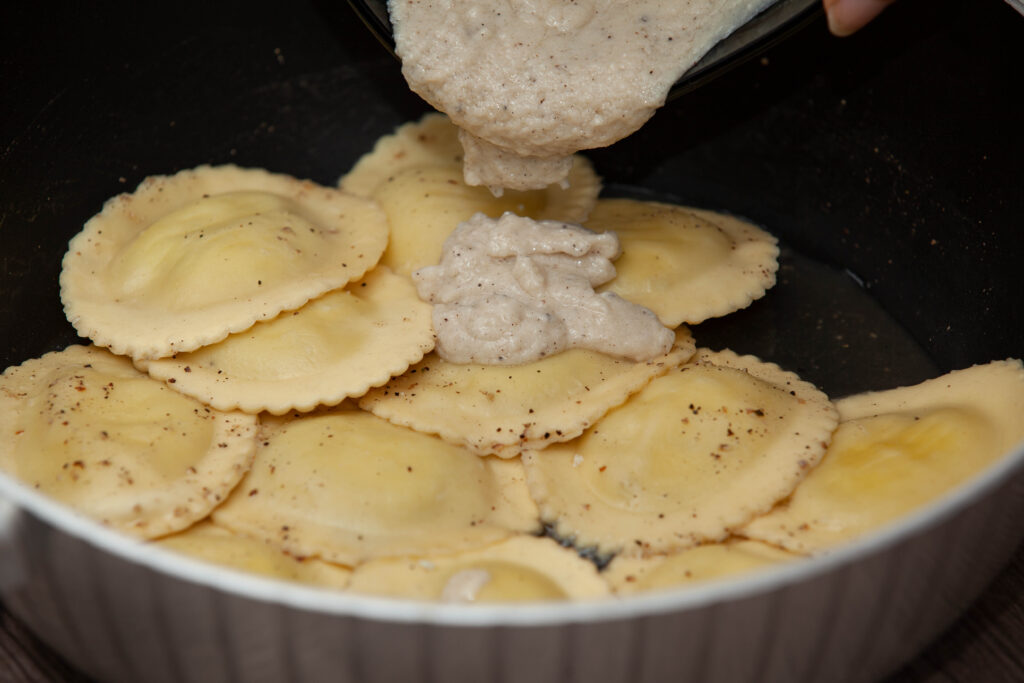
824 0 896 38
826 10 856 38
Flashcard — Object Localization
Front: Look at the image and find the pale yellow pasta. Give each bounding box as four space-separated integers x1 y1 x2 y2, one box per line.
20 116 1018 606
0 346 258 538
60 165 389 359
339 112 465 197
360 328 696 457
587 199 779 326
339 113 601 276
347 535 611 602
137 267 434 415
153 521 352 589
522 349 837 557
340 113 599 218
740 360 1024 553
372 164 600 275
603 539 800 595
212 408 540 565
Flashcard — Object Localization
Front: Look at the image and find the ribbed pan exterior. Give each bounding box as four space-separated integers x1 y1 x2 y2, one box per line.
3 459 1021 683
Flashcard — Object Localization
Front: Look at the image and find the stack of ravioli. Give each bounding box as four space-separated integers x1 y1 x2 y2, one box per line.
2 114 1022 603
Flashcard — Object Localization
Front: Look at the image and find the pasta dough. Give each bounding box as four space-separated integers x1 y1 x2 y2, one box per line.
340 114 601 276
739 360 1024 553
348 535 610 602
522 349 838 557
61 165 389 359
153 521 353 588
360 328 695 457
137 267 434 415
603 538 799 595
588 198 780 326
0 345 258 538
212 408 540 564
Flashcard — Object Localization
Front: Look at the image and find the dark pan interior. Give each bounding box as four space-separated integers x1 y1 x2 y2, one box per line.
2 0 1020 390
1 0 1022 678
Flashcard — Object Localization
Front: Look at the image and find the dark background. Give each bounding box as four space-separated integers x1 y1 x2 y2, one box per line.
2 0 1023 680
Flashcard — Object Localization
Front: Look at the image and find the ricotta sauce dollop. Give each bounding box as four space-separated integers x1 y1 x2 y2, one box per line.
412 212 674 365
389 0 773 192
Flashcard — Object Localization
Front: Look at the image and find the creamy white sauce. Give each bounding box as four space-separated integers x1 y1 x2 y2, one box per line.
389 0 773 191
413 212 674 365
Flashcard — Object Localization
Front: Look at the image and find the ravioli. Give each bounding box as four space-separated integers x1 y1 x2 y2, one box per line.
522 349 838 557
347 535 610 602
0 346 258 538
603 539 800 595
212 408 540 565
586 199 779 326
15 114 1020 605
360 328 696 457
153 521 352 589
340 113 600 217
60 165 389 359
137 267 434 415
339 112 465 197
339 113 601 276
739 360 1024 553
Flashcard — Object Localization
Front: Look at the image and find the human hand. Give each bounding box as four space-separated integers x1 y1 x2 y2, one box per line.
823 0 897 36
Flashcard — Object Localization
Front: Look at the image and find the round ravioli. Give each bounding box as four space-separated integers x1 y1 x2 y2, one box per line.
371 163 601 277
340 112 600 219
211 408 540 565
586 199 779 326
136 267 434 415
359 328 696 458
339 113 600 276
347 535 610 603
603 539 801 596
153 521 352 589
60 165 389 359
522 349 838 557
0 346 258 538
740 359 1024 553
339 112 465 197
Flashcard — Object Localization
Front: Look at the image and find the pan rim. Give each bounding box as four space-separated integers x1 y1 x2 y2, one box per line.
2 432 1021 627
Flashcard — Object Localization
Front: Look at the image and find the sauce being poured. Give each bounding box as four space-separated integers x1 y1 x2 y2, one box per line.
389 0 774 192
